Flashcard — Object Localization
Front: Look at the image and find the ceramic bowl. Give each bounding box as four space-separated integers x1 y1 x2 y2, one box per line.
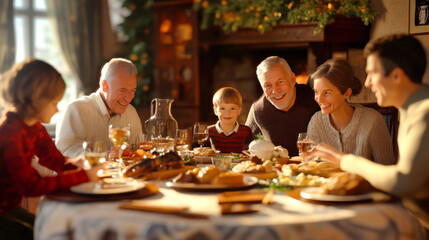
248 149 274 160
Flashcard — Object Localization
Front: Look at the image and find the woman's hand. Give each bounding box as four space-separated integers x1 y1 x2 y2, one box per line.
309 143 345 165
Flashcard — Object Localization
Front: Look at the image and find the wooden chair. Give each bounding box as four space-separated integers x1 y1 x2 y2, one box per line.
359 103 399 159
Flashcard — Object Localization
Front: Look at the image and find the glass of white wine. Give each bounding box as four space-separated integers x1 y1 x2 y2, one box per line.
193 123 208 148
109 124 130 149
83 141 107 169
108 124 130 176
296 132 315 161
176 129 189 151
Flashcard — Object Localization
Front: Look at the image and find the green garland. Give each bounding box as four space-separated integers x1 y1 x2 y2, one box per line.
193 0 377 34
119 0 377 106
119 0 154 106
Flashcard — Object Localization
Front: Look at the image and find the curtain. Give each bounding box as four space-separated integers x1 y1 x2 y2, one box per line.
0 0 15 74
47 0 104 94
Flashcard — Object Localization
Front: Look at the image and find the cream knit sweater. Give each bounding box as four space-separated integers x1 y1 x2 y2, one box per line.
307 104 395 165
55 90 143 158
340 85 429 229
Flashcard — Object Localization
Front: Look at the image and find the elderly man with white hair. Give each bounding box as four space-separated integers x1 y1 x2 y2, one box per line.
56 58 143 158
246 56 319 156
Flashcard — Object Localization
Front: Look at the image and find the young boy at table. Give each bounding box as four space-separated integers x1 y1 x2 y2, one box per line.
207 87 253 153
0 59 103 240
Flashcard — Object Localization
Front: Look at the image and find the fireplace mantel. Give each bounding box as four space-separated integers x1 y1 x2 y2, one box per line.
199 16 369 47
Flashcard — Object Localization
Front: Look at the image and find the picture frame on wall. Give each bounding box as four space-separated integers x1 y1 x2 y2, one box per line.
410 0 429 34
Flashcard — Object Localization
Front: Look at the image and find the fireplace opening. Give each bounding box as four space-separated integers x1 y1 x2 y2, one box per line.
199 44 309 125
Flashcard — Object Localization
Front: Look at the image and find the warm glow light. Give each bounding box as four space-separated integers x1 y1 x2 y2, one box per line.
130 54 138 61
160 19 172 33
202 1 209 8
328 3 333 10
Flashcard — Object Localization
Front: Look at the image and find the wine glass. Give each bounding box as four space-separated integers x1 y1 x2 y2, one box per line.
176 129 189 151
109 124 130 149
296 132 315 160
82 141 107 171
108 124 130 176
175 129 189 157
193 123 208 148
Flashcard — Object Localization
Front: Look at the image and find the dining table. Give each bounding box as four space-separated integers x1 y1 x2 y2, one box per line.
34 177 427 240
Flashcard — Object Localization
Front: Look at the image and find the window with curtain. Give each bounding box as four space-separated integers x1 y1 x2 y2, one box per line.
13 0 77 123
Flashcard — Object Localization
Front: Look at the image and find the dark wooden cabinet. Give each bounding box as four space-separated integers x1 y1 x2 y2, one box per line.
153 0 199 128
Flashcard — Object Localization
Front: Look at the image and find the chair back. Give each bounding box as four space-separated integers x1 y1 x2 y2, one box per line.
360 103 399 159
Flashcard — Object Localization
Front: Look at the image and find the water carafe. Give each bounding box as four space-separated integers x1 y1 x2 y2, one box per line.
145 98 178 152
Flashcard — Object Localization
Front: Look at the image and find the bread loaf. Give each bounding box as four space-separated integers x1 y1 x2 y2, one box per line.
197 166 222 184
320 172 374 195
213 172 244 185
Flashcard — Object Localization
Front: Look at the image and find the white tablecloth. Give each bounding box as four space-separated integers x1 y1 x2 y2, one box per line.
35 182 426 240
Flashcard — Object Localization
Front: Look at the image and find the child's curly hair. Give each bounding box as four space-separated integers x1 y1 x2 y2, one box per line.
0 58 65 118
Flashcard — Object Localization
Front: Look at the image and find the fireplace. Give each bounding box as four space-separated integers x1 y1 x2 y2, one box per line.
197 16 370 123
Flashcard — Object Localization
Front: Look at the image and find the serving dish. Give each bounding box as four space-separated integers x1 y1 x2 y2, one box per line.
300 187 379 202
165 175 258 191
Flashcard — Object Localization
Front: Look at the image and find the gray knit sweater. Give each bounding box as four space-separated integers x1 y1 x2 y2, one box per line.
307 104 395 165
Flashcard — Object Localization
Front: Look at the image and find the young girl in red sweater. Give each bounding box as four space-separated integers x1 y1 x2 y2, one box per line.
0 59 102 239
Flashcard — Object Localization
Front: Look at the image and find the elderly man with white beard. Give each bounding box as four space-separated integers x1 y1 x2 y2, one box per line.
246 56 319 156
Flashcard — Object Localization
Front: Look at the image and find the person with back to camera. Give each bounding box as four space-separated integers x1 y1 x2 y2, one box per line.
0 59 103 240
307 58 395 165
246 56 319 156
309 34 429 236
207 87 253 153
55 58 143 158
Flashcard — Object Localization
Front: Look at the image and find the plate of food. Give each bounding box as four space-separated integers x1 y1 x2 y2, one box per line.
278 173 326 187
166 175 258 190
242 171 278 180
232 159 277 179
300 187 378 202
300 172 382 202
283 160 342 177
166 166 258 190
70 178 145 195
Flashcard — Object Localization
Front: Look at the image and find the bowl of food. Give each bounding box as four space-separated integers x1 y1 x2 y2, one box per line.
247 150 274 160
245 136 275 160
211 155 233 172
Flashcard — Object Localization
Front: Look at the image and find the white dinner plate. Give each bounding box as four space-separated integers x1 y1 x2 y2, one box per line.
300 187 378 202
166 175 258 190
70 180 145 195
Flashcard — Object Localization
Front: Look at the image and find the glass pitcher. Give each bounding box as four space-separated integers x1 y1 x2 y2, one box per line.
145 98 178 152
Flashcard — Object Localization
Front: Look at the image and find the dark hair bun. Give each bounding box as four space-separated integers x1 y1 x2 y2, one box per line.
350 76 362 96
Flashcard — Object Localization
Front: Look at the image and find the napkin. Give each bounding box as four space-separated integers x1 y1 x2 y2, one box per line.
119 200 209 219
218 190 266 204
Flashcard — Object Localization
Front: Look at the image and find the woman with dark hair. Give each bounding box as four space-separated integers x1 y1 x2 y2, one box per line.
307 59 395 165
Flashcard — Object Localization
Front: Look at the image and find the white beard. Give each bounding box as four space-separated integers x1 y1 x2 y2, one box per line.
267 90 295 111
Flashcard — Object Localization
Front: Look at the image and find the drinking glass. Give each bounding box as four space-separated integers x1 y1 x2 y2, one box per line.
176 129 189 151
296 132 315 159
193 123 208 148
152 136 175 153
108 124 130 176
109 124 130 149
82 141 107 169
